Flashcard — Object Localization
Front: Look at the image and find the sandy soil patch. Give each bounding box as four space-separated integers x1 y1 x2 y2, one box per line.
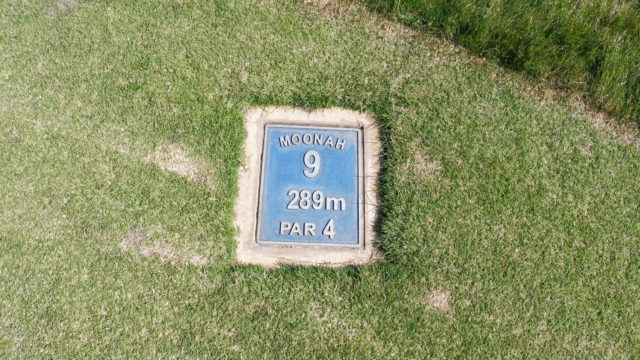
44 0 78 19
146 144 212 184
428 290 452 313
399 142 443 182
120 225 209 266
57 0 78 13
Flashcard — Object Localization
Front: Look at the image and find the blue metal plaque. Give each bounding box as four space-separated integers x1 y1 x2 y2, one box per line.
257 125 361 245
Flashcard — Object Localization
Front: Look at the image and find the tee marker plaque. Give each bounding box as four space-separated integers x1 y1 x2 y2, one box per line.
235 107 380 267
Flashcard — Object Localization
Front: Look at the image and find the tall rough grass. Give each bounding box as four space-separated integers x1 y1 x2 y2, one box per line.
361 0 640 124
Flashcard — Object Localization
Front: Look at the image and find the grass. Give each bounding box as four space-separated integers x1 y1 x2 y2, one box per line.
359 0 640 125
1 0 639 358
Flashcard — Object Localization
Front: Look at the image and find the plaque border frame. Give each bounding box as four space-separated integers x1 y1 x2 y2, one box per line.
234 107 381 267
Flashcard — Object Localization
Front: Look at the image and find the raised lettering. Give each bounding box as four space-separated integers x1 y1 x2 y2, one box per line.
324 136 334 148
322 219 336 239
279 222 292 234
304 223 316 236
291 222 302 236
303 151 320 178
326 197 346 211
279 136 291 148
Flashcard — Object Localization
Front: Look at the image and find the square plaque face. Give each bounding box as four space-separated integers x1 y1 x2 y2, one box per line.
257 125 361 246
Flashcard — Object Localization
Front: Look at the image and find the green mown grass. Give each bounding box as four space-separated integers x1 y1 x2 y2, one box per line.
1 0 639 358
360 0 640 125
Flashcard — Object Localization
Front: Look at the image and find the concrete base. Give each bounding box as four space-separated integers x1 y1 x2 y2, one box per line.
234 106 382 267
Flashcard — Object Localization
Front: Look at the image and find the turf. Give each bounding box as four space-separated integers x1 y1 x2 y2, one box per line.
1 0 639 358
360 0 640 125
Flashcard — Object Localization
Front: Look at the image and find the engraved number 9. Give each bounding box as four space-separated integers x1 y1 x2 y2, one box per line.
303 150 320 178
